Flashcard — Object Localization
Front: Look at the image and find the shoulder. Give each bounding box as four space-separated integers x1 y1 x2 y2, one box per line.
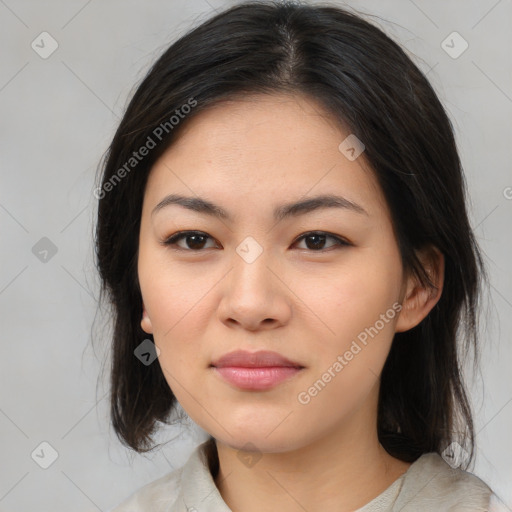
396 452 494 510
108 466 184 512
107 439 217 512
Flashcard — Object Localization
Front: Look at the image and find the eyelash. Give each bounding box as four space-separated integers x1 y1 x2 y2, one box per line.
161 230 351 252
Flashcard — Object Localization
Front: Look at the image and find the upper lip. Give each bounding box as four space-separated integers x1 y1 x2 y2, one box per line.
211 350 303 368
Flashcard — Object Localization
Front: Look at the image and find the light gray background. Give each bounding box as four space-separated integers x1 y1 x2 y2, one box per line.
0 0 511 510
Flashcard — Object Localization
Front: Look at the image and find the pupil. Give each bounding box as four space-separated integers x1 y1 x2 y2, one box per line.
188 234 206 249
307 234 325 250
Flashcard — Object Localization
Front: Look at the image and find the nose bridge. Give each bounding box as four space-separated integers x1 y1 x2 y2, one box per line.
218 237 290 329
230 238 275 302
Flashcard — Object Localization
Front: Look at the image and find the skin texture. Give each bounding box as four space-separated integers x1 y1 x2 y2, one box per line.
138 93 444 512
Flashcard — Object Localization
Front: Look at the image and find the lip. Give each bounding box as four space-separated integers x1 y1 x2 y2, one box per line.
210 350 304 391
211 350 303 369
213 366 303 390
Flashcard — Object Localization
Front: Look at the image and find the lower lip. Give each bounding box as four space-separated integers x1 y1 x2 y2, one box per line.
213 366 303 390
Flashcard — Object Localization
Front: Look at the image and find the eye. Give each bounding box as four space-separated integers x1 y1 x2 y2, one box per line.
162 231 218 251
292 231 351 251
162 230 350 252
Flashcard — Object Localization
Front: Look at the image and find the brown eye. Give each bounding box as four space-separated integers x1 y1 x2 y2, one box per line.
293 232 350 251
163 231 218 251
162 230 350 252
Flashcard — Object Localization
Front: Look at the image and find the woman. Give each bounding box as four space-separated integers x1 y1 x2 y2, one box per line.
95 1 498 510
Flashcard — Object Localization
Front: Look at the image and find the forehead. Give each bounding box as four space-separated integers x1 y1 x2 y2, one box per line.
143 93 388 220
167 93 349 161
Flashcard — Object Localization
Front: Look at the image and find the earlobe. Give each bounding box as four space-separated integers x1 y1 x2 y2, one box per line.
141 302 153 334
395 246 445 333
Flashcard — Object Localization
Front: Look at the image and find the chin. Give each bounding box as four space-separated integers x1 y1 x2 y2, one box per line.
213 428 305 455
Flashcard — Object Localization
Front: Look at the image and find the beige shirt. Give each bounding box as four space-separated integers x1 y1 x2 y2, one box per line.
110 440 495 511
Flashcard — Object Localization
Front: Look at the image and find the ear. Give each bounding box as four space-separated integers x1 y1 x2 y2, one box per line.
141 301 154 334
395 245 445 333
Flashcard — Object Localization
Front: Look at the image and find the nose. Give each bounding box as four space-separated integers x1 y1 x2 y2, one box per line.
217 248 292 332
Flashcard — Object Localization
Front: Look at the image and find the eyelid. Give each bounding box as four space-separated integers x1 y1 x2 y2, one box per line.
161 230 219 250
294 231 352 249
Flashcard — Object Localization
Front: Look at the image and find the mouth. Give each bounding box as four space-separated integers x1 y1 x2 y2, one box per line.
211 349 303 369
211 366 304 390
210 350 304 391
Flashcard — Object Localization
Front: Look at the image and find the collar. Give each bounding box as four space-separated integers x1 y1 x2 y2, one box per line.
167 441 492 512
169 440 231 512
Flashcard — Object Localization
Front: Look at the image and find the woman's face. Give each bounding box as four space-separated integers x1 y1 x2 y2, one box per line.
137 93 414 453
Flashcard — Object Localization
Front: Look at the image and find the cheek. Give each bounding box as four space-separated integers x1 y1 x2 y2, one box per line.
292 268 400 427
137 251 218 386
138 245 214 333
291 247 403 407
296 253 402 341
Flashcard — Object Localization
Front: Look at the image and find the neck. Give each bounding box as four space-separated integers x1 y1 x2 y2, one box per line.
211 402 411 512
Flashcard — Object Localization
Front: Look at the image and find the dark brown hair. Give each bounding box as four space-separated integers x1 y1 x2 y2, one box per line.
94 0 487 469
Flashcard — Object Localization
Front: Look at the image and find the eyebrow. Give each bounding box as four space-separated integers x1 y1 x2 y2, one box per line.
151 193 368 222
